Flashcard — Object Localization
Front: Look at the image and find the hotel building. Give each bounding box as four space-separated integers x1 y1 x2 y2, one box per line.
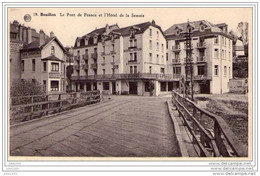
164 20 233 94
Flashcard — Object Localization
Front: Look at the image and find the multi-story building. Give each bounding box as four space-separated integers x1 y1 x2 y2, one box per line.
10 20 41 83
20 30 67 93
71 21 173 96
164 20 233 94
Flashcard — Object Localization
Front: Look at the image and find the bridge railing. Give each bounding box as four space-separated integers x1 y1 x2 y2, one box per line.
10 90 101 124
172 90 247 157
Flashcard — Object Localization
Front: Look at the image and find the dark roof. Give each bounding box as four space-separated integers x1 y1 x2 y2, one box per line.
21 37 66 52
82 24 119 38
41 55 64 62
164 20 216 36
112 21 164 37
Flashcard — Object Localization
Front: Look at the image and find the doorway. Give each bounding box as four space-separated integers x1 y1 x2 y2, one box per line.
129 81 138 95
199 81 210 94
112 82 116 95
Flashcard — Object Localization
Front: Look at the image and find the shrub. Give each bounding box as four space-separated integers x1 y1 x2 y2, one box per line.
10 79 44 97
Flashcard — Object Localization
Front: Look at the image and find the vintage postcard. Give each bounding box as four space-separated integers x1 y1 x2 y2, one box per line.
2 2 257 175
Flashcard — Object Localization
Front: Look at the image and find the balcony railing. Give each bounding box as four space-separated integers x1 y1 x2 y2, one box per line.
82 54 89 60
74 56 80 61
128 60 137 64
197 42 206 48
91 63 98 69
172 45 181 51
74 65 80 71
184 44 194 50
91 53 98 59
128 46 137 49
82 64 88 70
110 50 116 54
71 73 181 81
172 58 181 64
197 56 206 62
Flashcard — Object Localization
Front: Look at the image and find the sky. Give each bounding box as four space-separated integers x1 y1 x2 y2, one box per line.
8 8 252 47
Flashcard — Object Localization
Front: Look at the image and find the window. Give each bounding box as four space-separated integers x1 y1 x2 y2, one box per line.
77 50 80 56
150 29 152 37
21 60 24 72
200 25 205 31
175 52 179 59
103 46 105 52
112 68 115 74
214 37 218 44
129 40 133 47
43 80 46 91
130 29 135 38
224 66 227 76
51 81 59 91
32 79 36 84
134 39 137 47
161 44 164 52
214 65 219 76
188 28 192 33
156 31 159 40
32 59 35 72
149 66 152 73
176 30 180 35
162 55 164 63
161 82 167 91
166 53 168 61
112 56 115 62
173 67 181 74
103 82 110 90
134 53 137 61
43 62 47 72
112 44 115 51
51 63 59 71
149 53 152 61
229 67 231 78
166 41 168 49
102 69 105 75
80 83 84 90
222 49 224 59
157 54 159 63
103 57 105 63
130 53 133 61
51 46 55 55
149 40 152 49
229 51 231 60
134 66 137 74
198 66 205 75
160 68 165 74
130 66 133 74
156 42 159 51
214 49 219 58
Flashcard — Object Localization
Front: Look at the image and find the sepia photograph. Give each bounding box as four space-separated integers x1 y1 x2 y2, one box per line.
7 6 252 159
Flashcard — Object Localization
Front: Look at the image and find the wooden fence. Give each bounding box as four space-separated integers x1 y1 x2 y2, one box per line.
172 90 247 157
10 90 102 124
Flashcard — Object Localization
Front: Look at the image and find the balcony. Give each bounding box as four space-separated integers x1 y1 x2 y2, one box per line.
172 45 181 52
82 64 88 70
49 71 61 78
197 42 206 49
110 50 116 55
74 56 80 61
71 73 180 81
82 54 89 60
128 45 137 50
184 44 194 50
101 52 105 56
193 74 208 80
91 53 98 59
197 56 206 62
113 65 119 69
91 63 98 69
128 60 138 64
172 58 181 64
101 63 106 66
74 65 80 71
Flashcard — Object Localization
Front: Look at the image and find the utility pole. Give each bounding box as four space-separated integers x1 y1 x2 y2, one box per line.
184 20 194 101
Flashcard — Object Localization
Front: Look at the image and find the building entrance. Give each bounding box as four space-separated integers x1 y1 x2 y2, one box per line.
129 81 138 95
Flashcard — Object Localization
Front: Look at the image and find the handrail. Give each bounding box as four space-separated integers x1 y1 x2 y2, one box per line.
172 90 247 157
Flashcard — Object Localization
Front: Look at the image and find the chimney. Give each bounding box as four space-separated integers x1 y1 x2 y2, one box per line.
152 20 155 25
27 27 32 44
19 25 23 41
50 31 54 38
13 20 19 27
105 24 110 33
39 30 45 46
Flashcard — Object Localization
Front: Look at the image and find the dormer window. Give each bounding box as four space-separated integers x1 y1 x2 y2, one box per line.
77 39 80 47
85 38 89 45
200 25 205 31
94 36 98 44
176 30 180 35
130 29 135 38
51 46 55 55
188 27 192 33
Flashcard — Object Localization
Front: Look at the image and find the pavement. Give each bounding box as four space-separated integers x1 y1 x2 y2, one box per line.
10 95 181 157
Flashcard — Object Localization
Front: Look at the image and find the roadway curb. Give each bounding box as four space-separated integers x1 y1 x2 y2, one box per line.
10 98 112 128
166 99 189 157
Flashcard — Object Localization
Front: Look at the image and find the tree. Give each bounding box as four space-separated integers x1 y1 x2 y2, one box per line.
10 79 44 97
236 22 249 57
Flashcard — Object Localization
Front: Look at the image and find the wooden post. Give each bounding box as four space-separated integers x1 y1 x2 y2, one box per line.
58 94 62 112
